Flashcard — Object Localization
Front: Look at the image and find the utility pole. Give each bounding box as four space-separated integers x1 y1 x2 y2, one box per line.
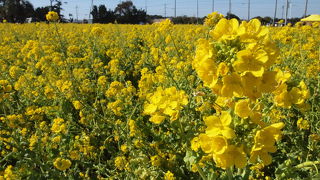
285 0 289 25
248 0 250 20
197 0 199 23
273 0 278 25
174 0 176 17
119 0 122 16
212 0 214 12
281 5 284 19
289 1 292 19
89 0 93 19
76 5 78 22
49 0 53 11
229 0 231 14
164 3 167 18
304 0 308 17
145 0 147 14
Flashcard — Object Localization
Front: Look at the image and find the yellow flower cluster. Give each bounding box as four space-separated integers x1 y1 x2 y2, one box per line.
115 156 127 170
192 16 312 170
194 18 279 99
51 118 67 134
144 87 188 124
204 12 224 28
164 170 175 180
46 11 59 22
0 165 17 179
53 158 72 171
0 80 12 102
274 80 310 108
198 112 246 169
250 122 285 165
297 118 310 130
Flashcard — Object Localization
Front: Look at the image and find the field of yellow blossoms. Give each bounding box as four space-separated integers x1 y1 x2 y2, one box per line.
0 12 320 179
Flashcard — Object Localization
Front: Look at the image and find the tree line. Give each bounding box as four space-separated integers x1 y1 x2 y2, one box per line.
91 1 146 24
0 0 304 24
0 0 147 24
0 0 62 23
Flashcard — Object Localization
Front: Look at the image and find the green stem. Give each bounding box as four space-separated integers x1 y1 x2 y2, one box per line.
53 23 67 57
0 151 14 164
295 161 320 169
196 164 207 180
226 168 233 180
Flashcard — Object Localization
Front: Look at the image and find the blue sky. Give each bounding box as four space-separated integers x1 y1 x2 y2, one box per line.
28 0 319 20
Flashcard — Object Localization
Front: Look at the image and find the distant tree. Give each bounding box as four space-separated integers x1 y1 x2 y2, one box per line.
0 0 35 22
226 12 240 21
32 1 65 22
252 16 272 25
262 16 272 24
91 5 99 22
50 0 63 19
114 1 134 17
49 0 62 13
34 6 50 21
287 17 301 25
114 1 146 24
91 5 115 23
252 16 262 22
171 16 204 24
99 5 115 23
98 4 108 18
146 15 164 24
24 1 34 17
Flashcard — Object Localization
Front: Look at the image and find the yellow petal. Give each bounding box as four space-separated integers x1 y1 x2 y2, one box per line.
221 128 235 139
149 114 166 124
144 104 157 114
211 136 228 154
235 99 251 118
220 111 231 126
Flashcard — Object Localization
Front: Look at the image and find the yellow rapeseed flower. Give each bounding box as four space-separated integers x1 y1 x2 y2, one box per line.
211 18 239 41
51 118 67 134
53 158 72 171
297 118 310 130
233 44 268 77
204 12 224 28
213 145 247 169
204 111 235 139
114 156 126 170
250 122 285 165
199 134 228 154
46 11 59 22
235 99 251 118
164 171 175 180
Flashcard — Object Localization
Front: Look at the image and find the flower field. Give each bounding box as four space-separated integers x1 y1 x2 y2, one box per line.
0 13 320 179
